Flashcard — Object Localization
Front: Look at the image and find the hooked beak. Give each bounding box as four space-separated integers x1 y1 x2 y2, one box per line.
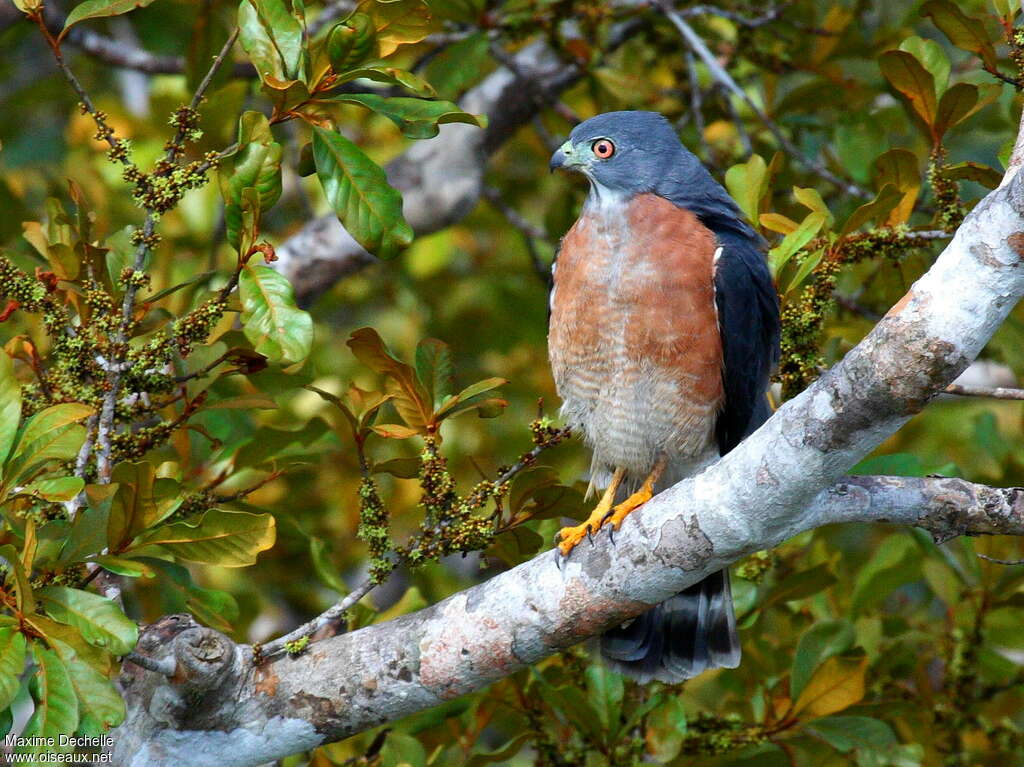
549 140 580 173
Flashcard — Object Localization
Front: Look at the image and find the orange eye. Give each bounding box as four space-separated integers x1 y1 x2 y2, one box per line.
592 139 615 159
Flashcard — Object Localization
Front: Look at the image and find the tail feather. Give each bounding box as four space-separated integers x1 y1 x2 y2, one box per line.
600 569 740 683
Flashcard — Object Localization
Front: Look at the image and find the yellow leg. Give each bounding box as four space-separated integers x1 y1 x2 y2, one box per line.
557 468 625 556
602 459 667 532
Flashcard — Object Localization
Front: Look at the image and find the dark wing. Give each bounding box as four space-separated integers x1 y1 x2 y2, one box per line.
653 148 780 455
711 226 780 455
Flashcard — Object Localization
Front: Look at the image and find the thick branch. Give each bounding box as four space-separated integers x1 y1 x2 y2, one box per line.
111 473 1024 766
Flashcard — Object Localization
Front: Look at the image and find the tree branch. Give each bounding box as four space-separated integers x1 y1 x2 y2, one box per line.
110 132 1024 762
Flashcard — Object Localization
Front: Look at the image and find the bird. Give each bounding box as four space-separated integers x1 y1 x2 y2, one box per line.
547 110 780 682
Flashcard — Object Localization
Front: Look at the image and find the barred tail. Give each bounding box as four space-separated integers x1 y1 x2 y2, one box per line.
599 569 740 683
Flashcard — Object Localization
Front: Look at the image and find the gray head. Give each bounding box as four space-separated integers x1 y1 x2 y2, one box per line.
549 111 706 201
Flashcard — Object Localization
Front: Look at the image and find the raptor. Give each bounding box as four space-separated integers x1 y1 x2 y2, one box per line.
548 110 780 682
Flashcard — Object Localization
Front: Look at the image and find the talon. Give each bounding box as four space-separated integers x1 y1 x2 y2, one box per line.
555 468 625 557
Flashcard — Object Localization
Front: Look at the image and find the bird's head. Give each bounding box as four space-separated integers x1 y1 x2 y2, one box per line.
550 111 699 203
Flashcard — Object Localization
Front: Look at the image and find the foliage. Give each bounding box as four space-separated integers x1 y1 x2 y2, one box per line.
2 0 1024 765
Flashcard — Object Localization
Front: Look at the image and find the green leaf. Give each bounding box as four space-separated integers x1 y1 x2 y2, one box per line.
325 13 378 70
132 510 276 567
330 93 487 139
0 627 27 712
88 555 153 578
0 351 21 469
239 265 313 364
19 645 78 754
238 0 305 82
338 65 436 97
879 50 937 131
898 36 950 97
106 461 175 551
18 476 85 503
791 619 855 700
219 112 283 252
934 82 978 139
49 637 124 735
4 404 90 488
380 730 427 767
312 127 414 259
921 1 998 70
768 212 827 277
0 544 35 613
792 653 867 719
784 248 824 295
725 154 768 224
805 715 896 754
484 525 542 567
434 377 508 421
37 586 138 655
347 328 432 430
61 0 158 39
941 160 1003 189
840 184 903 236
415 338 455 408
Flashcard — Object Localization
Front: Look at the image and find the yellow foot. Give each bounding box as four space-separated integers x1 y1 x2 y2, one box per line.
602 483 655 533
556 468 624 557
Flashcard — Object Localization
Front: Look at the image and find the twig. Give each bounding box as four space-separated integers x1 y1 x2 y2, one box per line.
488 43 581 125
124 651 177 676
977 553 1024 565
261 578 377 658
945 383 1024 401
678 4 788 28
659 4 870 199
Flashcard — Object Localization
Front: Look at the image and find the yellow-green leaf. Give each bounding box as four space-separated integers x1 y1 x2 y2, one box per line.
340 65 436 98
238 0 305 82
0 351 20 469
768 212 827 277
724 154 768 225
49 637 125 735
239 265 314 364
792 654 868 719
219 112 283 252
0 626 27 712
19 645 78 756
37 586 138 655
330 93 487 139
0 544 35 613
61 0 158 39
133 510 276 567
